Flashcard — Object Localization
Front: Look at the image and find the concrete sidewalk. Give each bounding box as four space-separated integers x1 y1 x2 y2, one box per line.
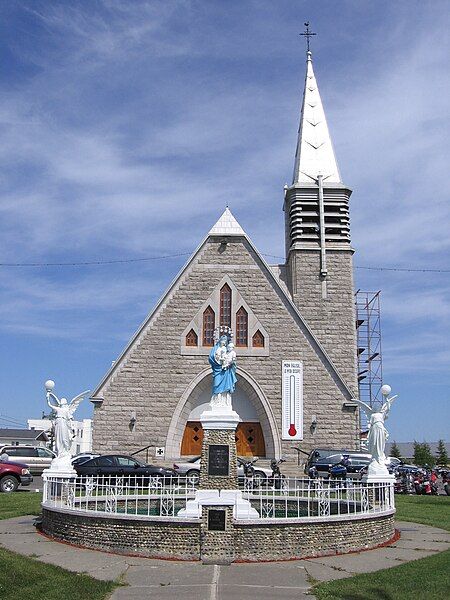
0 517 449 599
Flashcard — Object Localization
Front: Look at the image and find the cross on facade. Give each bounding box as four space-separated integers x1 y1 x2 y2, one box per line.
300 21 316 53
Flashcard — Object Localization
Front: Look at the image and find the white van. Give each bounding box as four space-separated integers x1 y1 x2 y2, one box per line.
0 445 55 473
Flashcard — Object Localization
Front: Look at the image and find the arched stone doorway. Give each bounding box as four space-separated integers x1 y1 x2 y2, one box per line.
165 368 281 459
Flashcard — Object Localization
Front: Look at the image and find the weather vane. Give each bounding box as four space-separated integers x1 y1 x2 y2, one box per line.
300 21 316 53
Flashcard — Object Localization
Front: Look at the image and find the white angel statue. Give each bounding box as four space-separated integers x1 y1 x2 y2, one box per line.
355 385 397 475
45 381 90 460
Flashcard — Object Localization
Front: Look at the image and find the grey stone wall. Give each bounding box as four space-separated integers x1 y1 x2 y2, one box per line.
200 506 235 564
41 506 395 561
42 508 200 560
199 429 238 490
234 513 395 561
287 249 358 397
92 237 359 465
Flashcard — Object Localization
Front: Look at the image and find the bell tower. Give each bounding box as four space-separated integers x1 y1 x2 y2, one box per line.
284 44 358 395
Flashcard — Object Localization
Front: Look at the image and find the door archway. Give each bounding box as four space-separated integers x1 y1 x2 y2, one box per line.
165 368 281 459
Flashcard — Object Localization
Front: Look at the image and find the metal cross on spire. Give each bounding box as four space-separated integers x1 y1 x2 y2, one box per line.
300 21 316 53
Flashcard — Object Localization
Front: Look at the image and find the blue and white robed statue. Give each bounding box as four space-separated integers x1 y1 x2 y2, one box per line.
200 326 240 428
209 327 237 409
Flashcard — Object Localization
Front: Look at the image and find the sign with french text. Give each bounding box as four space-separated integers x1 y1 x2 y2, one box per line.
282 360 303 440
208 509 226 531
208 445 229 476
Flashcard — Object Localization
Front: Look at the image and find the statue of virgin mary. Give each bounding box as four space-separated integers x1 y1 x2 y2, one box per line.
208 334 237 408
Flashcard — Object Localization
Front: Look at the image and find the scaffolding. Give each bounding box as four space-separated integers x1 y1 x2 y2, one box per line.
355 291 383 432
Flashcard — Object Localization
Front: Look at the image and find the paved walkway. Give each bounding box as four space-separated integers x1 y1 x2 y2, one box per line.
0 517 449 599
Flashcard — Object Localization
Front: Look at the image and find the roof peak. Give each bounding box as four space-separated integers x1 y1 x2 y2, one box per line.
292 51 342 185
208 207 247 236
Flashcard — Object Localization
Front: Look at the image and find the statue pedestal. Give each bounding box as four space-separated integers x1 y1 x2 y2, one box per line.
198 405 240 490
43 455 77 479
362 459 395 484
178 403 258 563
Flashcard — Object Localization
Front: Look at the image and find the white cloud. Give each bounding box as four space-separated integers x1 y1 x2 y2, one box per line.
0 2 449 389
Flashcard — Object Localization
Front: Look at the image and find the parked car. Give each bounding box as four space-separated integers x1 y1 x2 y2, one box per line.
305 448 372 478
385 457 402 469
173 456 272 485
0 460 33 492
0 445 55 474
71 453 100 465
394 463 421 475
73 454 176 481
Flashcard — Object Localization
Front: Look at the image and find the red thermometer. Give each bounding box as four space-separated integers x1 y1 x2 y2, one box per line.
288 375 297 437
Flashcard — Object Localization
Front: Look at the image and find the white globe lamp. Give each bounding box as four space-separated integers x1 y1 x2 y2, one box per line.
45 380 55 392
381 384 391 397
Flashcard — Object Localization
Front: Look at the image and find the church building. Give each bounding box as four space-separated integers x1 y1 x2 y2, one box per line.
90 49 360 466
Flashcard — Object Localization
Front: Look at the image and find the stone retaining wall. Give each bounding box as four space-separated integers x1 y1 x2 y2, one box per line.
234 513 395 561
42 507 201 560
42 506 395 562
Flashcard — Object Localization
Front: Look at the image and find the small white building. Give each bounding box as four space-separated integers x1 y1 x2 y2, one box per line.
28 418 92 456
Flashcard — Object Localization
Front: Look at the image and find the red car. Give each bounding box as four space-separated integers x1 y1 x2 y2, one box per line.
0 460 33 493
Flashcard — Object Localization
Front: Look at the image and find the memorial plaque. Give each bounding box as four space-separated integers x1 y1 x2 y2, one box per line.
208 445 229 476
208 509 226 531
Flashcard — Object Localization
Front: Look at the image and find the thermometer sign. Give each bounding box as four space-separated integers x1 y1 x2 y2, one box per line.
282 361 303 440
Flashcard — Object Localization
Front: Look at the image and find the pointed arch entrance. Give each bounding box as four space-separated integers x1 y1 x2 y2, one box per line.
165 368 281 459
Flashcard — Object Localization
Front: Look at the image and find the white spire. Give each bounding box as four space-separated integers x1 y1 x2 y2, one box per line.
292 52 342 184
208 207 246 236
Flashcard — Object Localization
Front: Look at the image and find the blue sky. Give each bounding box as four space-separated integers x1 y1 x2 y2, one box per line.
0 1 449 443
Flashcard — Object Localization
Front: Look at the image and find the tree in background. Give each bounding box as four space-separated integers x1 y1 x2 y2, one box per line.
436 439 449 466
413 441 436 466
390 441 402 459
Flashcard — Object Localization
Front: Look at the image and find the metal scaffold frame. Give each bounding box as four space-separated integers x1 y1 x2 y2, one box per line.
355 291 383 432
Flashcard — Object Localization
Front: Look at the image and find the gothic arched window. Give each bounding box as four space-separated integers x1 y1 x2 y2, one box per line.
252 330 265 348
236 307 248 347
220 284 232 327
186 329 198 347
202 306 215 346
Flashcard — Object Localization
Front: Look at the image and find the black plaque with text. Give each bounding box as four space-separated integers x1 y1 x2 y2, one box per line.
208 509 226 531
208 445 229 476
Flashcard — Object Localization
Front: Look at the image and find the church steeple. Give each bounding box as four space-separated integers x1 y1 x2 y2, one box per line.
284 44 352 258
292 51 342 185
282 36 358 405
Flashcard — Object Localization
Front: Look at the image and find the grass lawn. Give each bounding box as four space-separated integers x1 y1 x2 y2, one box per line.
0 491 42 520
0 492 118 600
314 494 450 600
395 494 450 531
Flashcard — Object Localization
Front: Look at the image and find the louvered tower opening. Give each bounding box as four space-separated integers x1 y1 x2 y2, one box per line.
287 186 351 249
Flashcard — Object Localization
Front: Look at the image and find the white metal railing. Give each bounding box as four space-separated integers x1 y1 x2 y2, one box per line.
238 476 395 520
43 475 197 518
42 475 394 521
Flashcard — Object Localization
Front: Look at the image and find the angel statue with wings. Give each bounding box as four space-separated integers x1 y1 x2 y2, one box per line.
355 384 398 475
45 380 90 461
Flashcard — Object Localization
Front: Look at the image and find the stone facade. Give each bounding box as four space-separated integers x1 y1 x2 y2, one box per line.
287 248 358 394
92 236 359 465
199 429 238 490
41 506 395 561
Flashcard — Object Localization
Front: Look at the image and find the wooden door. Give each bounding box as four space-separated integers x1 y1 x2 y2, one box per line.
235 423 265 457
181 421 204 455
181 421 265 457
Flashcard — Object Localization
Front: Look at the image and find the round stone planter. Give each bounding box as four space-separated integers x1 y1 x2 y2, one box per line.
41 505 396 562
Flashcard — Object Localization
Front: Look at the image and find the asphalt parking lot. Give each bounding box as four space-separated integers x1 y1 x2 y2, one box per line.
19 474 43 493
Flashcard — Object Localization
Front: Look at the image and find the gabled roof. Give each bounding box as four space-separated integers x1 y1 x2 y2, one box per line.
91 209 355 401
0 428 48 441
208 207 246 236
293 51 342 184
